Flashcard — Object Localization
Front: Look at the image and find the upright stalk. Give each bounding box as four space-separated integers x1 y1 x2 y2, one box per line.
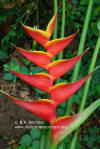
56 0 65 83
45 126 51 149
50 142 58 149
53 0 58 61
53 0 58 39
57 1 66 148
68 27 100 149
39 121 47 149
58 0 65 59
45 1 58 148
64 0 94 116
59 0 94 149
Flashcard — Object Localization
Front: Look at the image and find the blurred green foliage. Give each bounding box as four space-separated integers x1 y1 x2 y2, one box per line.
66 0 100 47
1 1 100 149
0 0 38 59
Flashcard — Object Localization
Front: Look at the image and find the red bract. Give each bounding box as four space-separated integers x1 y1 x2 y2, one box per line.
45 32 78 57
0 13 95 145
50 71 93 106
8 68 53 93
0 90 56 123
22 13 57 46
14 45 52 69
51 116 76 143
47 50 88 80
51 97 100 144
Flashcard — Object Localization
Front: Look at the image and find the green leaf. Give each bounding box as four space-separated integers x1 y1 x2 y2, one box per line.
8 30 15 36
32 140 39 148
1 35 10 45
0 2 3 7
11 23 17 30
20 65 29 74
4 60 20 72
83 135 88 142
91 22 98 36
94 0 100 4
3 136 8 140
3 72 13 80
10 60 20 71
92 6 100 17
57 107 64 116
15 146 26 149
96 84 100 94
97 136 100 143
60 101 66 108
0 51 8 59
80 0 88 5
53 99 100 144
19 134 32 147
76 140 82 149
11 59 18 66
65 137 70 144
87 136 95 148
88 87 96 96
13 75 17 83
27 146 34 149
30 66 47 74
74 97 80 104
23 58 30 65
88 128 97 136
72 0 78 5
30 128 40 139
35 88 46 95
4 64 10 72
56 78 67 83
93 147 99 149
97 20 100 31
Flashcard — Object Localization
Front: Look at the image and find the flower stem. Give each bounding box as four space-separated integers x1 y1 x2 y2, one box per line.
49 142 58 149
68 97 100 149
39 121 47 149
45 125 51 149
58 0 65 59
59 0 94 149
56 0 65 84
53 0 58 40
64 0 94 116
78 35 100 113
68 29 100 149
53 0 58 61
44 1 58 148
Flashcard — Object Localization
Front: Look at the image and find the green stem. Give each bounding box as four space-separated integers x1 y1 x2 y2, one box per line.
45 1 58 148
39 121 47 149
58 142 65 149
53 0 58 39
78 35 100 112
68 30 100 149
59 98 100 149
68 99 100 149
59 0 94 149
68 130 78 149
56 0 65 83
66 98 100 137
45 126 51 149
58 0 65 59
64 0 94 116
39 92 50 149
49 142 58 149
53 0 58 61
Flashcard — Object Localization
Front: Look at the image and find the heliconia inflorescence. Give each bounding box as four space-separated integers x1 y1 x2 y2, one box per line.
0 13 98 146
